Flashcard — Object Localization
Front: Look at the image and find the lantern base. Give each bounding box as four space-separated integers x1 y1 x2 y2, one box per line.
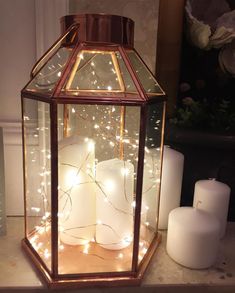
22 233 161 289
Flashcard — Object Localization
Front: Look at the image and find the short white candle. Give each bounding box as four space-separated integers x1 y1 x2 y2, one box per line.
58 136 96 245
167 207 220 269
158 146 184 229
96 158 134 250
193 179 231 238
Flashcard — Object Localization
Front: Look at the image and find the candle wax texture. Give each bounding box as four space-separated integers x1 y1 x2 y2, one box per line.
158 146 184 229
96 158 134 250
193 179 231 238
58 135 96 245
167 207 220 269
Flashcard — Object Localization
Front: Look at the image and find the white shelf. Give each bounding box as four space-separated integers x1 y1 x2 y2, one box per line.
0 217 235 292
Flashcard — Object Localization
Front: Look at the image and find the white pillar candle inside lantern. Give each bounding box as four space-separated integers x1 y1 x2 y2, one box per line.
167 207 220 269
193 179 231 238
158 146 184 229
96 158 134 250
59 136 96 245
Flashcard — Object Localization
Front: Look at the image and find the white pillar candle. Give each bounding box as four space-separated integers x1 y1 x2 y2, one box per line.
193 179 231 238
96 158 134 250
167 207 220 269
142 148 161 229
158 146 184 229
58 136 96 245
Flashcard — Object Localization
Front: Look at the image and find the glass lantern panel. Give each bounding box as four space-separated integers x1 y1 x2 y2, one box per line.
115 51 137 93
138 101 164 264
26 47 72 93
30 24 78 78
62 50 138 95
26 25 78 94
23 98 52 271
57 103 141 274
126 50 164 95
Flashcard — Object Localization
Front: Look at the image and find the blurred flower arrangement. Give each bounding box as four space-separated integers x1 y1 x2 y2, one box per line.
171 97 235 132
172 0 235 134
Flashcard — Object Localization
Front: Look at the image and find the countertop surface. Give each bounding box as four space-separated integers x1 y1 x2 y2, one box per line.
0 217 235 293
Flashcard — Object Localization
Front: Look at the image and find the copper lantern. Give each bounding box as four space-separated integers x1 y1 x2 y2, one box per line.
21 14 166 288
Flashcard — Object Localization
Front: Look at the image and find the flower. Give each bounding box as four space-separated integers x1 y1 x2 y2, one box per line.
180 82 191 92
185 0 235 50
219 39 235 77
182 97 194 106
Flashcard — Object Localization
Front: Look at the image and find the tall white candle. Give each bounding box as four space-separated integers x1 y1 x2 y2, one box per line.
142 148 161 229
158 146 184 229
167 207 220 269
58 136 96 245
96 158 134 250
193 179 231 238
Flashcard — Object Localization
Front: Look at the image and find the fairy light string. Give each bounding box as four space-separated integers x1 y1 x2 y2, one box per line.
24 52 163 267
27 115 161 264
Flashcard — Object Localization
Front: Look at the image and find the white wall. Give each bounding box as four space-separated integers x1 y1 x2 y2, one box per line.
0 0 36 121
69 0 159 72
0 0 36 215
0 0 158 215
0 0 68 215
35 0 69 58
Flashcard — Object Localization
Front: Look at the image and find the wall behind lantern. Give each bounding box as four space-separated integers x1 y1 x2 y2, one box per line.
69 0 159 72
0 0 160 216
0 0 37 216
0 0 68 216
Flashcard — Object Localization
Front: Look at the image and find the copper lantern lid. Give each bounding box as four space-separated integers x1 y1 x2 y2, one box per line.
60 14 134 46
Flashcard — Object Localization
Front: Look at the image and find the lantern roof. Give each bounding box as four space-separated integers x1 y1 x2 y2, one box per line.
22 14 165 104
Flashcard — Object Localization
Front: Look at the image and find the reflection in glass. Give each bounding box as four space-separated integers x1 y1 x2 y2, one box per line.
63 50 137 95
57 104 141 274
116 52 136 92
29 25 78 80
126 50 164 95
23 99 51 271
26 47 71 93
67 51 120 90
139 102 164 263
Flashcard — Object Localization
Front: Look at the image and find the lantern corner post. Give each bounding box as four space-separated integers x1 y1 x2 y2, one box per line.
131 103 148 273
50 100 59 277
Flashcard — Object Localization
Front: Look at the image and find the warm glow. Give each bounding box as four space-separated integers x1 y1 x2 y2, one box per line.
104 179 115 192
131 201 136 208
44 249 51 259
21 12 166 286
118 253 124 259
66 170 81 187
88 141 95 152
121 167 130 176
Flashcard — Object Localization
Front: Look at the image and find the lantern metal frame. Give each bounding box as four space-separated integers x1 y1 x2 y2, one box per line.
21 14 166 289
